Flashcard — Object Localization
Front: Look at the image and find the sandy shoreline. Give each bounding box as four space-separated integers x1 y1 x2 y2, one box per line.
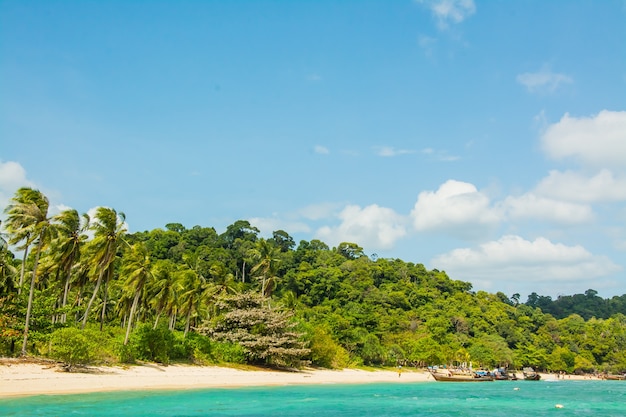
0 361 596 398
0 361 433 398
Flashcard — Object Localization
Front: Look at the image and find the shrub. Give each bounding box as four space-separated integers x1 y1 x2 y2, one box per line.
306 326 349 369
210 341 246 364
129 323 176 364
48 327 96 370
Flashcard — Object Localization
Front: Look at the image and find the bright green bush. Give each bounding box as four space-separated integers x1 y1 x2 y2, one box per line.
48 327 96 370
129 323 176 364
210 341 246 364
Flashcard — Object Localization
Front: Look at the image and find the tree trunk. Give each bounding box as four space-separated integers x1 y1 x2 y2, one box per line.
153 311 161 329
21 239 43 356
81 270 104 329
124 291 141 345
100 277 109 331
17 244 30 295
60 273 71 324
184 309 191 338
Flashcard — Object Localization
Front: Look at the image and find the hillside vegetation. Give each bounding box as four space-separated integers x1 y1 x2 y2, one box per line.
1 187 625 374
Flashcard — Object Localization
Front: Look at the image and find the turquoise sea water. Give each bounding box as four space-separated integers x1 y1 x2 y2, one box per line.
1 380 625 416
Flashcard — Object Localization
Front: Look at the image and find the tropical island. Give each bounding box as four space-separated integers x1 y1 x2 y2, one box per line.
1 187 626 392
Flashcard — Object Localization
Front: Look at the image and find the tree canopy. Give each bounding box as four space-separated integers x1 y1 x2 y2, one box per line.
1 187 626 374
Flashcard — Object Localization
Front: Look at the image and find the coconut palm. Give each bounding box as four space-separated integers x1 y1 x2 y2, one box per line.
149 259 180 329
0 222 18 298
52 209 89 323
81 207 127 329
178 266 213 337
3 187 51 355
121 243 153 345
2 188 42 294
249 238 281 298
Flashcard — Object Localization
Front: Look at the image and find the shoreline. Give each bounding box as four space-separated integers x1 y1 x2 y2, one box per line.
0 360 600 398
0 361 431 398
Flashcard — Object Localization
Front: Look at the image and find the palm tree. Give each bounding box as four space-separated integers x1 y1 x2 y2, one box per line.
0 222 18 298
3 188 42 294
249 238 281 298
178 266 212 337
52 209 89 323
121 243 153 345
149 259 180 329
81 207 127 329
4 187 51 355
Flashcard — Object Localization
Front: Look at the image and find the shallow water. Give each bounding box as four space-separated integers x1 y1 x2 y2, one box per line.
1 380 625 416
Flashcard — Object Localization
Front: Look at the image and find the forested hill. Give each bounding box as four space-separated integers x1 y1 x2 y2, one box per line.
525 290 626 320
2 188 626 374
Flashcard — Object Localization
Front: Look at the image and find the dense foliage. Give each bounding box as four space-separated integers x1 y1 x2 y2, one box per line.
526 289 626 320
1 188 626 374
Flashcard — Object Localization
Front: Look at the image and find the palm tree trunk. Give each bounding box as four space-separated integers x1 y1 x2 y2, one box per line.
124 291 141 345
100 277 109 331
21 239 43 356
61 273 71 324
60 255 75 324
81 270 104 329
17 244 30 295
153 311 161 329
184 309 192 338
169 311 177 330
74 287 84 323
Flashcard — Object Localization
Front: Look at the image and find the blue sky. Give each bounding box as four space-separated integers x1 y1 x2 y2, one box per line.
1 0 625 300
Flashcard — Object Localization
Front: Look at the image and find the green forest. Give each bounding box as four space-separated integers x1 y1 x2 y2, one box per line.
2 187 626 374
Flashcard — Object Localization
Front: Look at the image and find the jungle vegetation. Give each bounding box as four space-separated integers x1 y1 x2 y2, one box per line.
1 187 626 374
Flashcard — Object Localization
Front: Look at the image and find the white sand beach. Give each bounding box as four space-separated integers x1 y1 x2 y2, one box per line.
0 359 599 398
0 360 432 398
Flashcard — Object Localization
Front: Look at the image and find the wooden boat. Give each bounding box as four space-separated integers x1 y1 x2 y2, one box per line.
602 374 626 380
492 368 517 380
522 367 541 380
429 369 494 382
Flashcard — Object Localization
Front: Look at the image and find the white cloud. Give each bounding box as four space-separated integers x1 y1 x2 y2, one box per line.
0 160 37 216
432 235 622 294
535 169 626 203
541 110 626 170
516 66 573 93
410 180 500 239
375 146 415 157
417 0 476 29
315 204 407 251
298 202 344 221
0 160 34 193
314 145 329 155
502 193 594 224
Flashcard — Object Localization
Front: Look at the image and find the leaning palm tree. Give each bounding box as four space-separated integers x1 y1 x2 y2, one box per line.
0 222 19 298
3 188 42 294
52 209 89 323
81 207 127 329
121 243 153 345
3 187 52 355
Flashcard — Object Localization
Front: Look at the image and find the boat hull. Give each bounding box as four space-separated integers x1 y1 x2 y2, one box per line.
430 371 494 382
